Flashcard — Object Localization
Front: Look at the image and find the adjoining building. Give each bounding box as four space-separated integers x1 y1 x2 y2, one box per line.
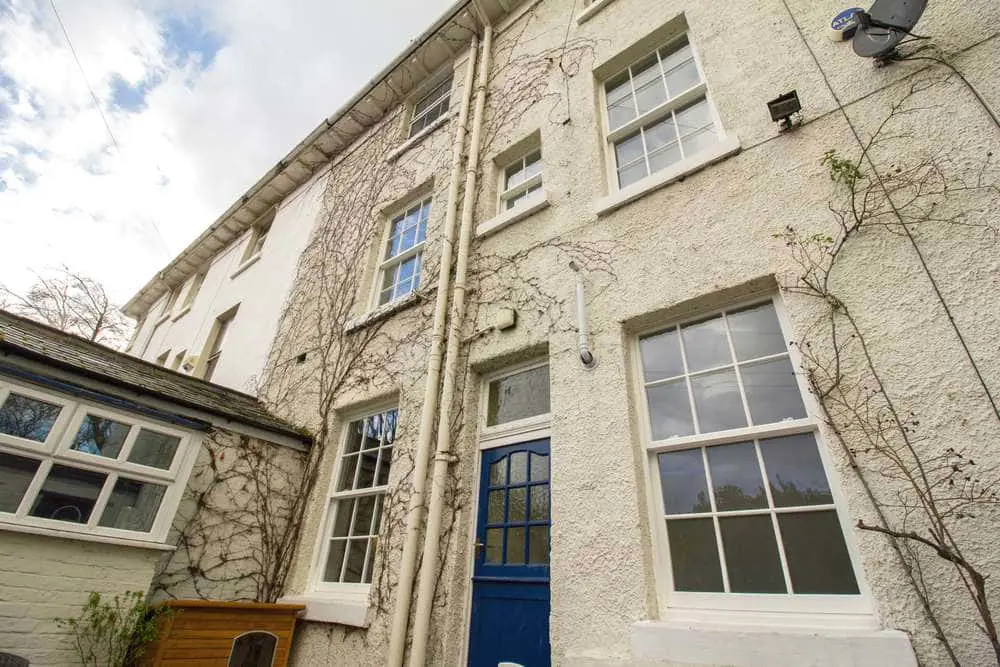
119 0 1000 665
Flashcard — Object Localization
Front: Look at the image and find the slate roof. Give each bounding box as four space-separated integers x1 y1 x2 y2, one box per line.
0 310 308 444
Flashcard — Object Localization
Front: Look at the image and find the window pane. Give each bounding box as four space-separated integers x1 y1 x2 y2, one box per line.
331 498 354 538
29 465 106 524
377 447 393 486
605 71 636 130
648 142 683 174
760 433 833 506
523 151 542 179
680 127 717 158
632 55 667 115
127 429 180 470
779 511 859 594
98 478 166 532
614 132 645 168
691 369 747 433
657 449 711 514
646 379 694 440
742 357 807 425
643 115 678 153
0 452 40 512
727 303 786 361
71 415 130 459
509 452 528 485
323 540 347 581
706 442 767 511
681 315 731 372
506 526 526 564
508 487 526 522
617 160 648 188
528 526 549 564
666 518 723 592
719 515 786 593
342 539 368 583
529 453 548 482
675 98 713 137
353 495 377 535
0 393 62 442
489 458 507 487
486 366 550 426
529 486 549 521
488 489 505 524
356 449 378 489
661 45 699 96
337 454 358 491
485 528 503 563
639 328 684 382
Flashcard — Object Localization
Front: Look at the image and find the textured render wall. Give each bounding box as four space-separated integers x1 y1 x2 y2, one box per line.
274 0 999 665
127 167 327 393
0 532 161 666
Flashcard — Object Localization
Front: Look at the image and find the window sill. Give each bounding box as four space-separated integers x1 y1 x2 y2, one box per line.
594 134 742 217
230 253 261 279
345 292 423 334
170 306 191 323
476 193 550 238
631 619 916 667
154 313 170 326
279 593 369 627
387 112 454 163
576 0 617 24
0 520 176 552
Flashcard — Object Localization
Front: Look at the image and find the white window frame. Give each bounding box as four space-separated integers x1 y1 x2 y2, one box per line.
239 210 275 268
408 75 453 139
199 307 237 382
307 403 398 603
599 33 726 194
370 198 431 310
497 149 543 214
0 378 198 544
631 296 874 621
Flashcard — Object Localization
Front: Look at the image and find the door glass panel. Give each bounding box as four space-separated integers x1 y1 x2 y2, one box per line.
487 366 550 426
489 458 507 486
509 452 528 485
742 357 806 425
506 527 526 564
529 486 549 521
760 433 832 506
0 393 62 442
528 526 549 564
485 527 503 563
657 449 711 514
71 415 130 459
706 442 767 511
691 369 746 432
97 478 166 532
488 490 505 524
779 510 859 594
719 515 785 593
666 518 723 591
0 452 40 512
127 429 180 469
529 453 548 482
508 487 527 522
29 465 106 523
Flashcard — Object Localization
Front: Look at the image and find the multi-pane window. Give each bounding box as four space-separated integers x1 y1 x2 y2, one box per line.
499 150 543 212
638 301 860 600
486 364 551 427
604 36 719 189
203 310 235 382
377 199 429 307
181 272 206 311
409 77 452 138
320 409 397 585
241 215 273 265
0 382 191 539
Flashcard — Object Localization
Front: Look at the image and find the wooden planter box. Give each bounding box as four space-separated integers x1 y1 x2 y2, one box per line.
142 600 305 666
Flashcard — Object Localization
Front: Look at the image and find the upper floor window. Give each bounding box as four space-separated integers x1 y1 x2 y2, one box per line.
180 272 206 312
202 307 237 382
636 300 862 611
376 198 429 307
603 35 720 189
316 408 397 587
0 380 194 541
160 288 180 321
409 77 452 138
499 150 543 212
241 213 273 266
155 350 170 367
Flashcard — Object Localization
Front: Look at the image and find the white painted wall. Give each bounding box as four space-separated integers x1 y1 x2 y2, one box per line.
127 169 328 393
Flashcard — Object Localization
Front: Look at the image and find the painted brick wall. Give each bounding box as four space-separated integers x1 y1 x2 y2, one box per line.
0 531 161 666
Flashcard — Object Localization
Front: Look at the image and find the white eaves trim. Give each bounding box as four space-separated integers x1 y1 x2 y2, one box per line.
594 135 741 217
576 0 617 24
280 594 369 627
476 193 550 238
386 111 455 163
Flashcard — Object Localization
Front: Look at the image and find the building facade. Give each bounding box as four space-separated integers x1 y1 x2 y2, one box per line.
122 0 1000 665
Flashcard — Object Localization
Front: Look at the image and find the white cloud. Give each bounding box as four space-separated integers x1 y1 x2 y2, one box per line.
0 0 454 303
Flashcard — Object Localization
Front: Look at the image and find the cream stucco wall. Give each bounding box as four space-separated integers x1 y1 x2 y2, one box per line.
126 0 999 665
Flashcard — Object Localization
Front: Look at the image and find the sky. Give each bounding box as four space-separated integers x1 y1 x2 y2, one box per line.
0 0 454 303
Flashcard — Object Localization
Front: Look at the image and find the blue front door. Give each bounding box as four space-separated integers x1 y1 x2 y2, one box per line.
468 439 551 667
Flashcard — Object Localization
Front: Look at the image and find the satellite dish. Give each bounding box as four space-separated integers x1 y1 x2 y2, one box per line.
852 0 928 58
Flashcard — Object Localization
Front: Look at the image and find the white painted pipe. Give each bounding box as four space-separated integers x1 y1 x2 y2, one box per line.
386 31 480 667
408 20 494 667
570 261 596 368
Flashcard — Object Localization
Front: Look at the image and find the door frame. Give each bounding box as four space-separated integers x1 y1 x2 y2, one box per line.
459 359 551 666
